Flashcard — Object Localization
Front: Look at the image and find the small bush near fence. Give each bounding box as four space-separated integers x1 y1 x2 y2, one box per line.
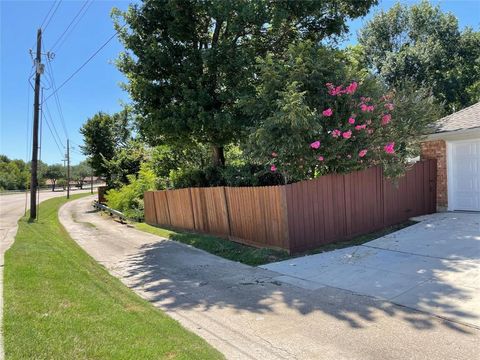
144 160 436 253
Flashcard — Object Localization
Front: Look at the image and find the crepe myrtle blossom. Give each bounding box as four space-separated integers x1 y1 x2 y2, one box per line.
381 114 392 125
348 117 356 124
322 108 333 116
271 152 278 157
345 81 358 95
331 129 342 138
310 140 321 149
384 142 395 154
360 103 375 112
342 130 352 139
385 103 394 111
327 81 358 96
318 156 324 161
326 83 344 96
359 149 368 158
355 124 366 130
270 164 277 172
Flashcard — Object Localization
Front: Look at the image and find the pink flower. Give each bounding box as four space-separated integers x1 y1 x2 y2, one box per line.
381 114 392 125
271 152 278 157
322 108 333 116
318 156 324 161
270 164 277 172
384 142 395 154
328 85 344 96
348 117 356 124
310 140 321 149
331 129 342 138
359 149 368 157
345 81 358 94
385 103 394 111
355 124 366 131
367 129 373 135
342 130 352 139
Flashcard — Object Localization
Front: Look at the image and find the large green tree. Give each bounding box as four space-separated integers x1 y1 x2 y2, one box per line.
80 110 131 185
71 161 92 189
44 164 65 191
0 156 29 190
358 1 480 113
113 0 377 167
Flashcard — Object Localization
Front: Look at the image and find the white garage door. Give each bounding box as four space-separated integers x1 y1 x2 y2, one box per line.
450 140 480 211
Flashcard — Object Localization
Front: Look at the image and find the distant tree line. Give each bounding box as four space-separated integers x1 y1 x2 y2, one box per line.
0 155 93 191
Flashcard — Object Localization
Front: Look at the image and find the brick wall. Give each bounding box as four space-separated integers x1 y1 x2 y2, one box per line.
420 140 447 210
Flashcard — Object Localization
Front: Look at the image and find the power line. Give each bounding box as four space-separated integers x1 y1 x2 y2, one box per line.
43 100 65 149
44 50 69 138
39 1 58 30
42 1 62 32
49 0 92 53
43 25 125 103
42 105 65 158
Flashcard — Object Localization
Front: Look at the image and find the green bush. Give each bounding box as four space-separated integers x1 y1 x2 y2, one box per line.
105 163 156 220
169 164 285 188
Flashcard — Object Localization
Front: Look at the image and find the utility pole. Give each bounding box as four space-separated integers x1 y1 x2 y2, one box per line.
30 28 43 221
66 139 70 199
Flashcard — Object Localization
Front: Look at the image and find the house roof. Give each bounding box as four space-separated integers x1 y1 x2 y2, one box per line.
431 102 480 133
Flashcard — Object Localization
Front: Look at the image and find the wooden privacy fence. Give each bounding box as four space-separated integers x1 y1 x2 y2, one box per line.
144 160 436 253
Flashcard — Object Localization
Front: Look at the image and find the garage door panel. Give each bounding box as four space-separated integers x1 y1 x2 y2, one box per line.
450 140 480 211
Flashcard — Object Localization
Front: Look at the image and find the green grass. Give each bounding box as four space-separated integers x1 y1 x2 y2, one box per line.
135 221 416 266
135 223 290 266
4 194 223 360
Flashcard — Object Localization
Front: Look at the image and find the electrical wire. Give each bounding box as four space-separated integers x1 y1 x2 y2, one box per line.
44 51 69 138
37 89 46 220
24 68 35 216
42 25 126 103
42 1 62 32
43 100 65 149
39 1 58 30
49 0 92 53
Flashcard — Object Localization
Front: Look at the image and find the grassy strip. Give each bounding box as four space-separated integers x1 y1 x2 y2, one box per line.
4 194 223 360
135 221 416 266
135 223 290 266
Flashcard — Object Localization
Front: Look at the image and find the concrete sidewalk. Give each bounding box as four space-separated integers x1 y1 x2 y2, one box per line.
59 196 479 360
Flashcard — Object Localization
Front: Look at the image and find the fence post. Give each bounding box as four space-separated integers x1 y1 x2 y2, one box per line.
222 186 233 237
280 185 291 253
188 188 197 231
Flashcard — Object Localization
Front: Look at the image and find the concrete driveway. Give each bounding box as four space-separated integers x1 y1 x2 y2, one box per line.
262 212 480 327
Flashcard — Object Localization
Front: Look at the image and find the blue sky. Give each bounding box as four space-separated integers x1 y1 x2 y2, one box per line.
1 0 479 165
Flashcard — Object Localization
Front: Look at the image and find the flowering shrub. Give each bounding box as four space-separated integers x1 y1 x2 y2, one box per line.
249 80 439 182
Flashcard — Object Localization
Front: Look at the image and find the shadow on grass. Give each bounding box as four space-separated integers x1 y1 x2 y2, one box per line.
135 221 417 266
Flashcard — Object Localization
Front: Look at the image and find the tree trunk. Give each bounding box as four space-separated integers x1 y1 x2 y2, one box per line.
52 180 56 192
211 146 225 167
